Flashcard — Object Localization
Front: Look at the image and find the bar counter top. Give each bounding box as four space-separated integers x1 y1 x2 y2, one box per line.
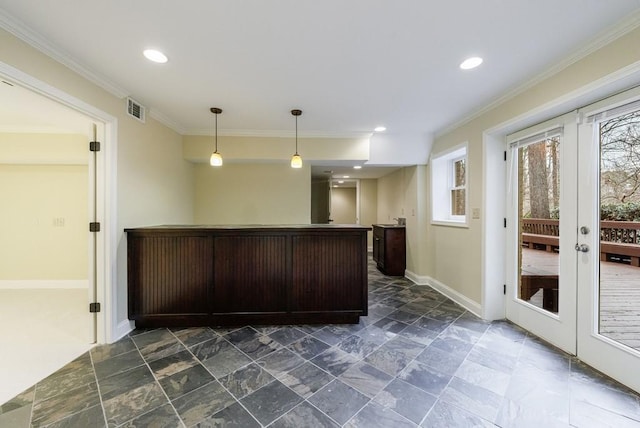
126 224 370 232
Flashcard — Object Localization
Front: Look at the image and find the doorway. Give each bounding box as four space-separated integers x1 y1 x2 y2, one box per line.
311 178 331 223
0 78 101 403
505 88 640 392
330 178 359 224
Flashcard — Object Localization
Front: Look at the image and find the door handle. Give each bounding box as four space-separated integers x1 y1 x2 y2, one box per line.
575 244 589 253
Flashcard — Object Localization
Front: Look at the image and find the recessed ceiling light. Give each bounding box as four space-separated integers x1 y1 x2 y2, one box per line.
353 165 362 170
143 49 168 63
460 56 483 70
374 126 386 132
338 180 345 184
343 175 350 179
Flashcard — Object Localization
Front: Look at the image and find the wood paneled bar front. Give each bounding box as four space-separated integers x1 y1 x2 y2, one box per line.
125 225 370 327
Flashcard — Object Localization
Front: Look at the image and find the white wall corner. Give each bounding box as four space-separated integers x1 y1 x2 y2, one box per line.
481 132 507 321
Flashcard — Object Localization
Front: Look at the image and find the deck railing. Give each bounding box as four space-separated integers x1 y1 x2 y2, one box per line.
521 218 640 266
521 218 560 237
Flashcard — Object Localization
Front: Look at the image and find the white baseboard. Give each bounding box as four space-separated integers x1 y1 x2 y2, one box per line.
0 280 89 289
113 319 135 343
405 269 482 317
404 270 429 285
425 276 482 318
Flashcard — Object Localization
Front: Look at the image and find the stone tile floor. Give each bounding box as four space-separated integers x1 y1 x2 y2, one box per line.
2 261 640 427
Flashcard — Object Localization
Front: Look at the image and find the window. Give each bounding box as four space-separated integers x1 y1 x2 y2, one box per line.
431 143 468 225
451 156 466 217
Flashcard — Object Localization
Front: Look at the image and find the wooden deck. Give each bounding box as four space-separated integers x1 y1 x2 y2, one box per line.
521 248 640 351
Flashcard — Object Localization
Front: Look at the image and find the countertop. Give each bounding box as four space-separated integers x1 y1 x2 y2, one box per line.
125 224 372 232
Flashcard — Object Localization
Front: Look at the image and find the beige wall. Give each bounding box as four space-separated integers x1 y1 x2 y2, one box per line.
0 133 88 164
0 133 88 281
0 164 88 280
377 169 406 224
194 162 311 224
377 166 428 275
359 179 378 249
331 187 357 224
1 29 195 331
428 26 640 305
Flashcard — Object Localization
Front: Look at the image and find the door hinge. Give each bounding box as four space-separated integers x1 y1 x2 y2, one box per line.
503 284 506 295
90 141 101 152
504 150 507 161
503 218 507 228
89 302 101 313
90 222 101 232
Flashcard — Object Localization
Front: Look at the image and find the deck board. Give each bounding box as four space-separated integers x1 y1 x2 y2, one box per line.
520 247 640 351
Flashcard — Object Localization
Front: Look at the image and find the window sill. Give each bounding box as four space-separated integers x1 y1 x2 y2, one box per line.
431 220 469 228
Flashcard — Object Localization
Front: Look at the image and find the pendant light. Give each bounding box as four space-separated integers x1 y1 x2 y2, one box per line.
209 107 223 166
290 109 303 168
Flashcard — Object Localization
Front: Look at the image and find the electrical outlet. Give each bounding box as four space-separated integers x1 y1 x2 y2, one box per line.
472 208 480 219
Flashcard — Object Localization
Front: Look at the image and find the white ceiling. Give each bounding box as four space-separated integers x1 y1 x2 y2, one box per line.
1 1 640 178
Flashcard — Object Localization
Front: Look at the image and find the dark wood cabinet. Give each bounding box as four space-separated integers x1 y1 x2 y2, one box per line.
372 225 406 276
126 225 370 327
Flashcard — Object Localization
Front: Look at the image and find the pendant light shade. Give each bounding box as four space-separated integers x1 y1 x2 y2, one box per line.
290 109 303 168
290 153 303 168
210 152 223 166
209 107 223 166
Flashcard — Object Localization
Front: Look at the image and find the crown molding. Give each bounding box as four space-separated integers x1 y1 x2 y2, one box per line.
147 109 186 135
435 10 640 138
0 9 129 99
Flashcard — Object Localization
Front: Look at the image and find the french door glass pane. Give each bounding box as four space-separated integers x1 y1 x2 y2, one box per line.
518 137 561 313
598 110 640 351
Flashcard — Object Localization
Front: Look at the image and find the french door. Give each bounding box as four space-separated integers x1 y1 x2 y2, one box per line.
576 90 640 392
506 113 578 354
506 88 640 392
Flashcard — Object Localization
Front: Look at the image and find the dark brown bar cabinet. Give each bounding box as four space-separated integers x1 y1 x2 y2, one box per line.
372 224 406 276
125 225 370 327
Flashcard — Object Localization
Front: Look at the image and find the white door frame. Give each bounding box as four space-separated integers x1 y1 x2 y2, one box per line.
0 61 118 344
482 61 640 325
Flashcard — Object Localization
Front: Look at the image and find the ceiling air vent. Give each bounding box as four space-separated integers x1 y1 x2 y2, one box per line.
126 97 145 123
